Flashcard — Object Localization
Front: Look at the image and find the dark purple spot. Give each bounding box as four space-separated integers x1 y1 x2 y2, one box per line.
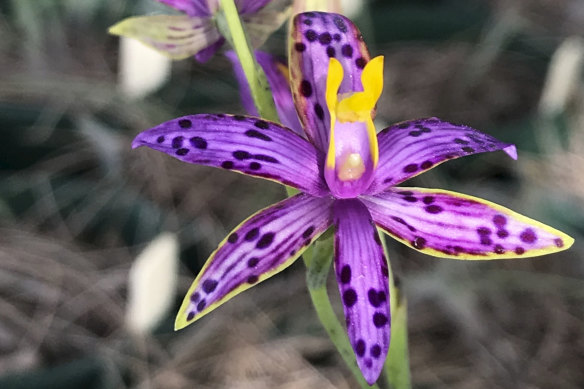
494 244 505 254
233 150 252 160
343 289 357 307
420 160 433 169
221 161 234 169
233 115 245 121
373 312 388 327
425 205 443 214
383 177 393 184
294 42 306 52
454 138 469 145
554 238 564 248
371 344 381 358
319 32 332 44
314 103 325 120
190 292 200 303
249 162 261 170
420 126 432 133
326 46 335 57
368 289 385 308
245 129 272 141
333 16 348 32
477 227 491 236
397 122 410 129
403 164 418 173
227 233 238 243
355 57 367 69
480 236 493 246
340 265 351 284
493 214 507 227
515 246 525 255
305 29 317 42
341 44 353 58
381 264 389 277
172 136 184 148
398 190 414 196
300 80 312 97
178 119 191 128
256 232 275 249
247 275 259 284
245 227 259 241
196 299 206 311
156 135 165 143
176 148 189 156
202 279 218 293
423 196 434 204
413 236 426 249
462 146 475 153
254 120 269 129
333 33 341 41
302 226 315 239
365 358 372 368
497 229 509 239
409 130 422 137
190 136 207 149
187 312 195 321
247 257 259 267
404 196 417 203
254 154 278 163
520 228 537 244
303 18 312 26
355 339 366 357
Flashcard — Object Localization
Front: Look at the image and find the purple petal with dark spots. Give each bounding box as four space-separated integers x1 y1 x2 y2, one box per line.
132 114 329 196
175 193 333 328
290 12 371 151
361 187 573 259
333 199 390 385
367 118 517 194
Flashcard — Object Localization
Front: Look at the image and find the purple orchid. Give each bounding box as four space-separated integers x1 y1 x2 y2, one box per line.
132 12 573 384
109 0 288 63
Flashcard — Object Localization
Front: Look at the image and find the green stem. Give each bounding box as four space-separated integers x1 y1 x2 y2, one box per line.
217 0 278 121
379 229 412 389
305 238 380 389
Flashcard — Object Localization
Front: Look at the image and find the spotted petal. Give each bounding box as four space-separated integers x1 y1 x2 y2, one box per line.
226 51 303 135
333 199 390 385
367 118 517 194
108 15 221 60
290 12 371 151
175 193 334 329
132 114 329 196
361 187 574 259
156 0 215 17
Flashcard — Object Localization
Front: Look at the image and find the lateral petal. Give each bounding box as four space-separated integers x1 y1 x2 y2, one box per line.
175 193 334 329
108 15 221 60
367 118 517 194
361 188 574 259
333 199 390 385
290 12 371 151
132 114 329 196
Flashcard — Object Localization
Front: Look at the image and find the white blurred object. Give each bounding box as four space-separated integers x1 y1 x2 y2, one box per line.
539 36 584 116
340 0 363 18
126 233 179 334
119 36 171 99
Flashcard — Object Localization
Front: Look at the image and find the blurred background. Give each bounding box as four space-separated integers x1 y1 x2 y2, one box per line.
0 0 583 388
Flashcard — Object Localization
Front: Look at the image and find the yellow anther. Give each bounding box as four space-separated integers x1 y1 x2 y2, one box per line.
338 153 366 181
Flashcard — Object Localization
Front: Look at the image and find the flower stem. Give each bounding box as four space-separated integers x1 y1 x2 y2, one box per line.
305 238 380 389
379 229 412 389
217 0 278 121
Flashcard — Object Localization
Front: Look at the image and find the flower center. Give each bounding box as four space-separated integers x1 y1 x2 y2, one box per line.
323 56 384 198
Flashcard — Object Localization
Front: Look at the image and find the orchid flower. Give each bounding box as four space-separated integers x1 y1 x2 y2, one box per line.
109 0 289 63
132 12 573 384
